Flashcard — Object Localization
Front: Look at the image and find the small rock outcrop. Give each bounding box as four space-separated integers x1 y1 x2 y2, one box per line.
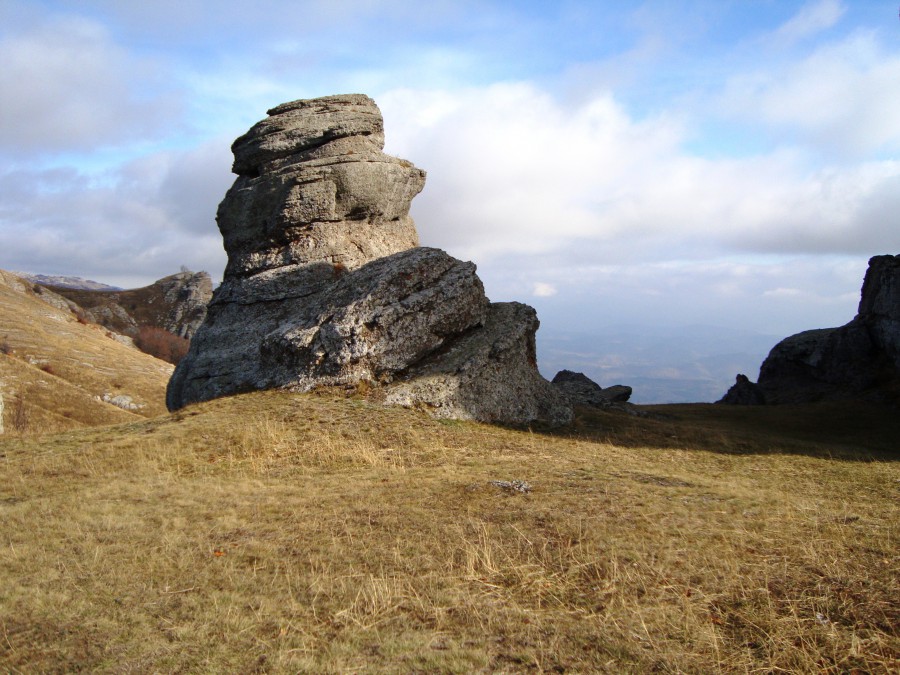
155 271 214 339
551 370 634 408
717 374 766 405
167 94 571 426
722 255 900 405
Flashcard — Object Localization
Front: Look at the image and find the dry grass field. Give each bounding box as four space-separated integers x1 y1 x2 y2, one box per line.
1 387 897 673
0 270 172 431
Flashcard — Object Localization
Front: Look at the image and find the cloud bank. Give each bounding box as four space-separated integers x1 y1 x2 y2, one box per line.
0 0 897 399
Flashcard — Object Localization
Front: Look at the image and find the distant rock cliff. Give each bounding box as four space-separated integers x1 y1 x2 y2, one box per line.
717 374 765 405
721 255 900 405
44 271 213 339
167 94 571 426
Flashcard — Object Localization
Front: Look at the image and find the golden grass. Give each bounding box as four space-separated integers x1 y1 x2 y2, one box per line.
1 390 897 672
0 270 172 431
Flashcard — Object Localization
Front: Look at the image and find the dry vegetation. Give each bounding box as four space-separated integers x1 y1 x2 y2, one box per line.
133 326 191 365
1 388 897 673
0 270 172 431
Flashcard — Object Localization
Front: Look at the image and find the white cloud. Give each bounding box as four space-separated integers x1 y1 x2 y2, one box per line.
380 83 685 261
0 15 182 156
771 0 845 45
381 83 900 275
762 287 802 298
532 282 557 297
0 143 231 286
488 255 868 337
720 31 900 156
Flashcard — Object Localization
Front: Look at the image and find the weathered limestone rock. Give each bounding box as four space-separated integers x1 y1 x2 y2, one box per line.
167 95 571 426
384 303 572 424
717 374 766 405
30 285 82 315
156 271 214 339
231 95 386 177
220 94 423 279
728 255 900 405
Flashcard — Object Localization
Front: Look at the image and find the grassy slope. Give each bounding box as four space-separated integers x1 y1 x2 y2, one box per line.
0 270 172 431
1 389 897 673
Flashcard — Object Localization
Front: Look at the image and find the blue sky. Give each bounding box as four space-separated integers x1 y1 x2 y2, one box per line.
1 0 898 400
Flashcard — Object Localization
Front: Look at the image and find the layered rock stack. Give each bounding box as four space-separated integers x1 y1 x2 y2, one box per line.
167 94 572 425
719 254 900 405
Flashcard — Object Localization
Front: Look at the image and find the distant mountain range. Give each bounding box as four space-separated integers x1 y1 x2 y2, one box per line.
14 272 123 291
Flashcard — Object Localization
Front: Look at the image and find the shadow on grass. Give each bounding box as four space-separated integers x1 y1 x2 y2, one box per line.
539 400 900 462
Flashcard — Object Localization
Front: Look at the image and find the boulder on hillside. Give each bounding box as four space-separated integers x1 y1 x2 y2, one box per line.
385 302 573 424
220 94 423 280
167 94 571 426
551 370 633 406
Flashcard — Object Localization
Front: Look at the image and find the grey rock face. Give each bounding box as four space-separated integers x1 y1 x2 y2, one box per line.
754 255 900 404
219 94 423 279
231 95 386 177
31 285 82 315
167 94 571 426
717 374 766 405
155 271 214 339
384 303 572 425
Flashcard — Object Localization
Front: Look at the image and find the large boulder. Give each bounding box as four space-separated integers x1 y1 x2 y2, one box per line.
727 255 900 405
153 271 214 338
167 94 571 426
384 302 572 425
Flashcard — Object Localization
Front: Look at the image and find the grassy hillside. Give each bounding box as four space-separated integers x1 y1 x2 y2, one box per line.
41 271 208 339
1 388 896 672
0 270 172 431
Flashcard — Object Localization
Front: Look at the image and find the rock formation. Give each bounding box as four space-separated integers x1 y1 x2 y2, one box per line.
548 370 649 417
41 270 213 339
551 370 632 407
167 94 571 426
721 255 900 405
717 374 765 405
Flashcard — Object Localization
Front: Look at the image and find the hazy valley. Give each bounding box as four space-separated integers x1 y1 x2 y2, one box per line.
538 324 782 404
